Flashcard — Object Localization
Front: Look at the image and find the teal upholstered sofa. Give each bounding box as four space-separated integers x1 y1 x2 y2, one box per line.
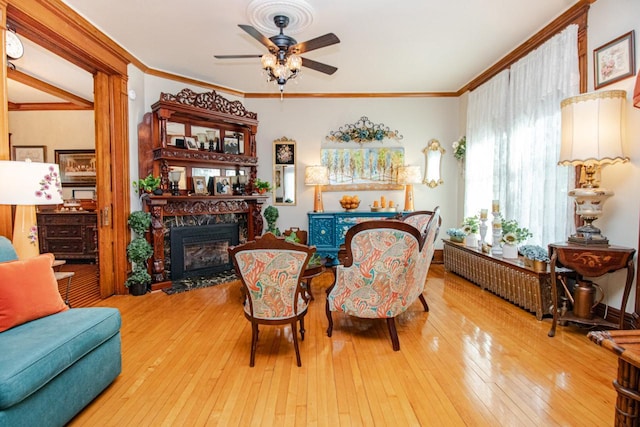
0 237 122 426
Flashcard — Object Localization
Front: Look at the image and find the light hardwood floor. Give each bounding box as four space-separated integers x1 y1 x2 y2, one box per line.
71 265 618 426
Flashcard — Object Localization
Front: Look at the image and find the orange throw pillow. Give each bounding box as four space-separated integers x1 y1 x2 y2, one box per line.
0 253 68 332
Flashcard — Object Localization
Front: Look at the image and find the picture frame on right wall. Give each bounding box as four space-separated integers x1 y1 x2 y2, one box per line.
594 30 636 89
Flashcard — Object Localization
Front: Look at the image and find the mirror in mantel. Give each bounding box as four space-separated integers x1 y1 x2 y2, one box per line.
273 137 296 206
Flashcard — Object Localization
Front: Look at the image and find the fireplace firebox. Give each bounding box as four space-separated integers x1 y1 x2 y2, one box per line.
170 224 239 280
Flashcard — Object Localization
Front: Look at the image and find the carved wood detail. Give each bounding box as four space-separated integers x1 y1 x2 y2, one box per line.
160 88 257 120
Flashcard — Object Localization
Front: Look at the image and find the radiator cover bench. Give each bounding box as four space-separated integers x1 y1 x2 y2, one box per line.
443 239 553 320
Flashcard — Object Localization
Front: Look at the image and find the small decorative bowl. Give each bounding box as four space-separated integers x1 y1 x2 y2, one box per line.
340 200 360 212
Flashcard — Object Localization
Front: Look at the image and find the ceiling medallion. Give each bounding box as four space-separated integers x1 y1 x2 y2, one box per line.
247 0 314 35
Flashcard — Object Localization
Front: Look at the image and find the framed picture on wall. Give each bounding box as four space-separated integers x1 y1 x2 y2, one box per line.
11 145 47 162
594 30 636 89
55 149 97 186
274 141 295 165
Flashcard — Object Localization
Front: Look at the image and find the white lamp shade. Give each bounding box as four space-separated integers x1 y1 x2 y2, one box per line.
304 166 329 186
559 90 628 166
0 160 64 205
397 165 422 184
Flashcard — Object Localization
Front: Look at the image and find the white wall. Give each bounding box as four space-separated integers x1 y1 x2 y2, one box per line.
583 0 640 311
245 96 461 246
8 110 95 200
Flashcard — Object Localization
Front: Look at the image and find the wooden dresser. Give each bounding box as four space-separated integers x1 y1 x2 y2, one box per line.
37 211 98 261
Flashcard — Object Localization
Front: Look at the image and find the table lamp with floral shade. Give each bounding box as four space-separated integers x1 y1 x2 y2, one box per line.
0 160 63 259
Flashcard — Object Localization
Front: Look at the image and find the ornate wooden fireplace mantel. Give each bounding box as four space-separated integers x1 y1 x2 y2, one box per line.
144 195 267 290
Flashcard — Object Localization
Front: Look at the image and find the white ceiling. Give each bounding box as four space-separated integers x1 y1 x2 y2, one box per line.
9 0 580 102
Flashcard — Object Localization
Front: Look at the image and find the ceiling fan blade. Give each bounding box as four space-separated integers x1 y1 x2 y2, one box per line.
214 54 262 59
293 33 340 54
238 24 277 50
301 57 338 75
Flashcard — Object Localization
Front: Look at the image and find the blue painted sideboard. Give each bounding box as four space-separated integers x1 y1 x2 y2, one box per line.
308 211 400 264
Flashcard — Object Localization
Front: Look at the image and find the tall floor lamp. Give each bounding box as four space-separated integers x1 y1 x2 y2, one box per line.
397 165 422 212
0 160 64 259
304 166 329 213
559 89 628 245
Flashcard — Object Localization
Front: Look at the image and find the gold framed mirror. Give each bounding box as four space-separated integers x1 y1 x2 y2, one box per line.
273 137 296 205
423 138 445 188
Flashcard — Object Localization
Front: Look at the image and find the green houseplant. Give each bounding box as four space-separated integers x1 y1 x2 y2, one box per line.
254 178 272 194
133 174 162 195
125 211 153 295
263 205 281 236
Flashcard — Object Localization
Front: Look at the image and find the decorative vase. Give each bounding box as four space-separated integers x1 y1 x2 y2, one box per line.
465 234 478 248
502 243 518 259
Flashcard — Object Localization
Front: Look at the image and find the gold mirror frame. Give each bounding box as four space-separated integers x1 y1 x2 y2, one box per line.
273 137 296 205
423 138 445 188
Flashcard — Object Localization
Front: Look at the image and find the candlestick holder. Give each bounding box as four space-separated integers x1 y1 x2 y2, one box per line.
479 218 488 246
491 211 503 256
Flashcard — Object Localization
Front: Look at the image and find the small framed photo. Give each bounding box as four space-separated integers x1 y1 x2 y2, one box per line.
223 137 239 155
594 30 636 89
185 136 199 150
213 176 232 195
274 141 295 165
11 145 47 162
192 176 208 195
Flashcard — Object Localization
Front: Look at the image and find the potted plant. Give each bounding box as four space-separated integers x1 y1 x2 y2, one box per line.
461 215 480 247
446 228 466 243
519 244 550 272
500 218 532 259
133 174 162 195
125 211 153 295
254 178 272 194
263 205 281 236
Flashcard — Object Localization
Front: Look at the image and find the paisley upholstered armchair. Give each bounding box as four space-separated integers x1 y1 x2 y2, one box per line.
229 233 315 367
325 209 440 351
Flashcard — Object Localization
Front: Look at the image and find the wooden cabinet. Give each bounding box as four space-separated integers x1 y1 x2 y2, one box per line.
37 211 98 261
137 89 267 290
308 211 400 264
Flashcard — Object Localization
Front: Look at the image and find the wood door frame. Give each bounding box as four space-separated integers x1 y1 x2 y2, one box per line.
2 0 131 295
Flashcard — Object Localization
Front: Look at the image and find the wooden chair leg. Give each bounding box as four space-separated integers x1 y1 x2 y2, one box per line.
325 299 334 336
250 322 259 367
386 318 400 351
419 294 429 312
291 321 302 367
299 316 305 341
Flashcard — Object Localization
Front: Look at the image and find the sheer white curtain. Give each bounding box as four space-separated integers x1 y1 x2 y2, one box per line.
465 25 579 246
465 70 510 222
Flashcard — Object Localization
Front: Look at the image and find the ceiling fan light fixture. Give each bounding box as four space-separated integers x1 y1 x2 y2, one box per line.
261 53 277 69
286 54 302 71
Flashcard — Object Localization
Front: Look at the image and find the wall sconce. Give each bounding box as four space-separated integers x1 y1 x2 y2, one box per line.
397 165 422 212
559 89 628 245
423 139 445 188
304 166 329 213
0 160 64 259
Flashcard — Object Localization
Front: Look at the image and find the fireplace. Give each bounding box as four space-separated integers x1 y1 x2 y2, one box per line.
170 223 239 280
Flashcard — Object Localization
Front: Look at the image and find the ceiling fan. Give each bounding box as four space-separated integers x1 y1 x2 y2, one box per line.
215 15 340 92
